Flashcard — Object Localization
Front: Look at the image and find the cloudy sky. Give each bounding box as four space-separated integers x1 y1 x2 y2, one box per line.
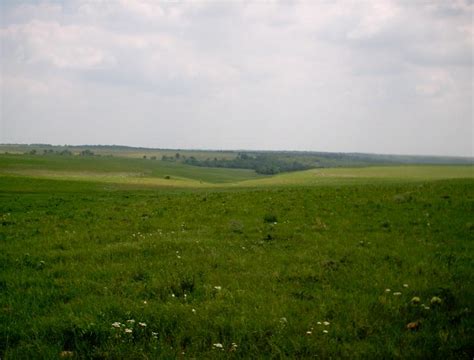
1 1 472 156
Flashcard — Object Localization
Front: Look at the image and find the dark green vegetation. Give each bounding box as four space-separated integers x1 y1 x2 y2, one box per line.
182 150 473 175
0 153 473 359
182 152 311 174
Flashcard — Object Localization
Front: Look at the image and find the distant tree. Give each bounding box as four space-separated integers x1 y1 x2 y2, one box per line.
80 149 94 156
175 153 181 159
28 149 37 155
143 155 147 159
150 156 157 160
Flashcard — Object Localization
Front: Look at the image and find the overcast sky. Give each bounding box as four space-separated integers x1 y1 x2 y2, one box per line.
1 1 473 156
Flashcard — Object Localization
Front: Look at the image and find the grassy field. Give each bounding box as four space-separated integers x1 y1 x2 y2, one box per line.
0 154 473 359
0 144 238 160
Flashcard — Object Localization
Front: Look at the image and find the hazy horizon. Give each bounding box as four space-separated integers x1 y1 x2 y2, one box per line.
1 1 473 157
3 141 474 159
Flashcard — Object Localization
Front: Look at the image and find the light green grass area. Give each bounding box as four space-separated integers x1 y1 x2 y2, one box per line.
239 165 474 187
0 154 473 359
0 154 264 186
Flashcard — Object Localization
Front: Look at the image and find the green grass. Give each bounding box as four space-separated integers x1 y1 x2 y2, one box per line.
1 154 472 189
0 154 265 185
0 155 473 359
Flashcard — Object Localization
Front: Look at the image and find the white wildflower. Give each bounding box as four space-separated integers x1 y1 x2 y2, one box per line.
403 284 409 288
393 292 402 296
323 321 330 326
385 289 391 293
306 331 312 335
124 328 132 334
214 286 222 291
126 319 135 324
112 322 121 328
323 330 328 334
139 322 147 327
213 343 223 349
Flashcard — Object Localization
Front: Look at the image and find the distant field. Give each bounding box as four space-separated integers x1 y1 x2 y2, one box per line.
0 154 472 189
0 154 264 186
239 165 474 187
0 144 237 160
0 153 473 358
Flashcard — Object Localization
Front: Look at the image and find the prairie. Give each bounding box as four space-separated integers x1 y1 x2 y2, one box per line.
0 153 473 359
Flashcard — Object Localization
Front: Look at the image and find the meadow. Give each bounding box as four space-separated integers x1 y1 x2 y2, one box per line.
0 153 473 359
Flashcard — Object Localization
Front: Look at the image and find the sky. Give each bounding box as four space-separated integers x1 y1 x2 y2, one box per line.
1 0 473 156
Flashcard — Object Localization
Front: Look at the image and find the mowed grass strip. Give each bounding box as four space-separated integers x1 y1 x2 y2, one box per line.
0 175 473 358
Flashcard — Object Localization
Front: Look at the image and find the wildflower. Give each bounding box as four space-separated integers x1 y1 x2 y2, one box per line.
393 292 402 296
126 319 135 324
112 322 121 328
322 330 328 334
317 321 322 325
323 321 330 326
59 351 74 358
124 328 133 334
411 296 421 304
279 317 288 324
143 300 148 305
192 308 196 314
230 342 238 352
385 289 391 293
213 343 223 349
139 322 147 327
171 293 175 297
152 332 158 338
406 321 420 330
177 255 181 259
403 284 409 288
430 296 442 305
306 331 312 335
423 305 430 310
214 286 222 291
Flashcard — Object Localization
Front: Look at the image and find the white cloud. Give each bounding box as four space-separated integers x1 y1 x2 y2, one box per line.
0 0 472 156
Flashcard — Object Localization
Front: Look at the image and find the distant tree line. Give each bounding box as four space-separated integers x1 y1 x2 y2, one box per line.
26 149 95 156
181 153 311 175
